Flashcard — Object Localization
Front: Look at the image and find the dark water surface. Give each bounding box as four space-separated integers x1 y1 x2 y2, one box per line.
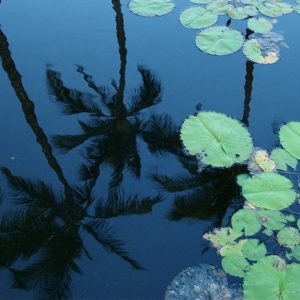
0 0 299 299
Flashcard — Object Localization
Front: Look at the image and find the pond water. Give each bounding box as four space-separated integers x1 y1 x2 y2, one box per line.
0 0 299 299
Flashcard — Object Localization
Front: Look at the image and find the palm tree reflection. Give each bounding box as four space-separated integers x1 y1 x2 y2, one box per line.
0 167 161 299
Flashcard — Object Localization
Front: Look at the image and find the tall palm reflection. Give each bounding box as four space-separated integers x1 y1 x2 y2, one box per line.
47 0 162 189
0 167 162 299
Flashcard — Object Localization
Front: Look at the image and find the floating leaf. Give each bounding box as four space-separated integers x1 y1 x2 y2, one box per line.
263 228 273 236
207 0 232 15
221 255 250 278
277 227 300 249
203 227 242 248
180 112 252 167
286 215 295 222
237 174 250 187
241 0 265 4
295 4 300 14
231 209 261 236
179 7 218 29
257 3 283 17
228 7 249 19
270 148 298 171
129 0 175 17
196 26 244 56
244 256 300 300
244 5 259 16
257 209 287 231
243 39 279 64
241 173 296 210
279 122 300 160
297 219 300 230
219 239 248 257
191 0 213 3
242 239 267 261
248 17 273 34
292 245 300 261
253 149 276 172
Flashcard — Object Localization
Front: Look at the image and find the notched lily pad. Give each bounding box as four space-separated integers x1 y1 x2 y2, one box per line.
221 255 250 278
257 209 287 231
241 173 296 210
242 239 267 261
203 227 242 248
277 227 300 249
248 17 273 34
180 111 253 167
279 122 300 160
231 209 261 236
129 0 175 17
196 26 244 56
180 7 218 29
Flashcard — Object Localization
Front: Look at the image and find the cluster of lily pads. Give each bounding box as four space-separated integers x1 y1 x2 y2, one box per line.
128 0 300 64
180 111 300 299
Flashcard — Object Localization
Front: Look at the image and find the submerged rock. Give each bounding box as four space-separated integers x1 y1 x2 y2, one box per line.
165 264 242 300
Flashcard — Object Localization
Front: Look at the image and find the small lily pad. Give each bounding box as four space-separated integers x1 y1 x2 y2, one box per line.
292 245 300 261
203 227 242 248
277 227 300 249
180 7 218 29
231 209 261 236
207 0 232 15
191 0 213 3
241 173 296 210
242 239 267 261
248 18 273 34
129 0 175 17
270 148 298 171
221 255 250 278
196 26 244 56
279 122 300 160
228 7 249 19
219 239 248 257
257 209 287 231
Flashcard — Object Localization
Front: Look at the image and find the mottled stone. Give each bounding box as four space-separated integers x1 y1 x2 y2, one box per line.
165 264 242 300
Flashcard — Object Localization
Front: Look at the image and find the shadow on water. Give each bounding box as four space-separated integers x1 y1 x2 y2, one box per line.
0 1 258 299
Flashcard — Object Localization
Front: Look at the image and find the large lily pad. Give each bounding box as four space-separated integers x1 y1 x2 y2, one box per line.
180 112 253 167
279 122 300 160
228 7 249 19
196 26 244 56
248 17 273 34
129 0 175 17
270 148 298 171
244 256 300 300
277 227 300 249
180 7 218 29
243 39 279 64
241 173 296 210
231 209 261 236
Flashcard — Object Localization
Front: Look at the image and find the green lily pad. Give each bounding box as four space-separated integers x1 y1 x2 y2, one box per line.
277 2 293 14
207 0 232 15
277 227 300 249
228 7 249 19
244 256 300 300
221 255 250 278
270 148 298 171
180 111 252 167
248 17 273 34
191 0 213 3
242 239 267 261
237 174 250 187
196 26 244 56
241 173 296 210
297 219 300 230
295 4 300 14
231 209 261 236
286 215 296 222
292 245 300 261
257 209 287 231
241 0 265 4
244 5 259 16
257 3 283 17
243 39 279 64
279 122 300 160
203 227 242 248
179 7 218 29
129 0 175 17
263 228 274 236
